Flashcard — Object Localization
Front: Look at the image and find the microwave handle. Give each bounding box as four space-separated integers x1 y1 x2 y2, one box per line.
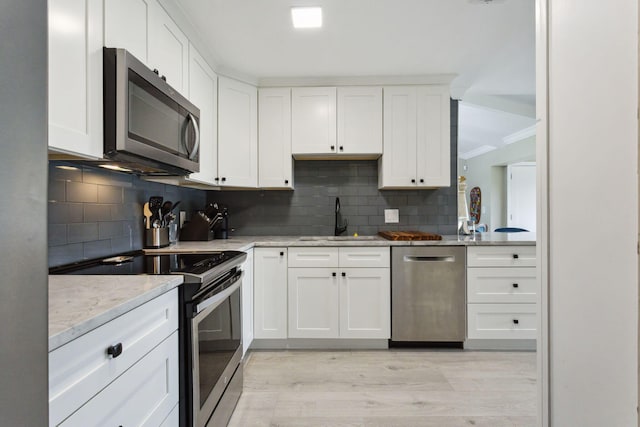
184 113 200 160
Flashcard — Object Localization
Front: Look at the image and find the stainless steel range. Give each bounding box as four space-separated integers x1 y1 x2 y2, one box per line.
50 250 247 427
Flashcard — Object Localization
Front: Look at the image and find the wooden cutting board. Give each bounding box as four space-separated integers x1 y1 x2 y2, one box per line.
377 230 443 241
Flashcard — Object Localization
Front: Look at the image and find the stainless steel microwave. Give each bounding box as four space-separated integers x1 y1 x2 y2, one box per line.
103 47 200 175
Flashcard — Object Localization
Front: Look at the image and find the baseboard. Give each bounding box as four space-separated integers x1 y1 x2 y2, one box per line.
250 338 389 350
464 339 536 351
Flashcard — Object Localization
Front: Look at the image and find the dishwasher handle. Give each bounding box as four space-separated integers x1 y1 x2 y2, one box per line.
404 255 457 262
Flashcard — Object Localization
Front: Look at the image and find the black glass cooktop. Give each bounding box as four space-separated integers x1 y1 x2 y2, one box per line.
49 250 244 276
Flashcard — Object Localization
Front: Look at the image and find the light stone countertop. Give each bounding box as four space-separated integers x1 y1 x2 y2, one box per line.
145 232 536 254
48 275 183 352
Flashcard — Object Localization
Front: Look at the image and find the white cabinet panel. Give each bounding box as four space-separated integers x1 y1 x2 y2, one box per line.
159 404 179 427
416 85 450 187
241 249 254 356
467 267 537 304
258 88 293 189
186 43 218 186
288 268 340 338
254 248 288 339
148 0 188 93
104 0 152 64
339 268 390 339
380 87 417 187
60 331 179 427
338 247 390 268
337 86 382 155
291 87 337 155
48 0 103 159
218 76 258 188
288 247 339 268
467 246 537 267
467 304 537 340
49 289 178 426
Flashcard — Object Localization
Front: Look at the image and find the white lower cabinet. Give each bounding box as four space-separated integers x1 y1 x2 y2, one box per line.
49 289 179 426
286 247 390 340
466 246 537 344
253 248 288 339
241 248 254 356
59 331 179 426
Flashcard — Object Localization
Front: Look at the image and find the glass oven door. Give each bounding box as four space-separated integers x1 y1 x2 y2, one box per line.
191 274 242 427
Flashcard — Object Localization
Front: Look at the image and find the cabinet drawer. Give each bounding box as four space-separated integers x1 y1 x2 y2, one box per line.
59 331 179 426
49 288 178 426
467 246 536 267
339 247 390 268
288 247 339 267
467 304 537 340
467 267 537 303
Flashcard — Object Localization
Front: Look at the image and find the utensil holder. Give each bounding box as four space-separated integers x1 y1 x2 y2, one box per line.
145 227 170 248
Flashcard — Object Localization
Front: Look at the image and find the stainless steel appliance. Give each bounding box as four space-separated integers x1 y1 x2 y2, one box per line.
102 47 200 175
50 250 247 427
391 246 466 344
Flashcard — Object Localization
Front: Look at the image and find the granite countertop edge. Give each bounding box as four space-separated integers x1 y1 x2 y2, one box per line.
48 275 183 352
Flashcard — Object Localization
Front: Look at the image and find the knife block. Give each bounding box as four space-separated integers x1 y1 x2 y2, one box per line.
144 227 170 248
179 214 214 241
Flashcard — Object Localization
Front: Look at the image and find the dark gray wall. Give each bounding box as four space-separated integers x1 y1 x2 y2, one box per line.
48 162 207 266
0 0 48 424
209 100 458 236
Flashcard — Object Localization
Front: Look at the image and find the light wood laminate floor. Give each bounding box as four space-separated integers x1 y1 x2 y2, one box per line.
228 350 536 426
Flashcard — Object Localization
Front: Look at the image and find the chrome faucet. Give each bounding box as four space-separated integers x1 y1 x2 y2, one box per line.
334 197 348 236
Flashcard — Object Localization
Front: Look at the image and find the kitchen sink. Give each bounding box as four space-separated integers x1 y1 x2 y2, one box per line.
297 235 380 241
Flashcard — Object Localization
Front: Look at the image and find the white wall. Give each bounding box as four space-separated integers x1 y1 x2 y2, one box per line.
545 0 638 425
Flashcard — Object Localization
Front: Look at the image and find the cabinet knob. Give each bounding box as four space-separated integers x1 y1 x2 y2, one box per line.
284 179 289 184
513 254 519 259
341 272 346 277
107 343 123 358
153 68 159 75
332 272 337 277
221 177 227 182
214 177 219 181
279 251 284 256
161 75 166 82
330 145 335 151
411 179 416 183
419 178 424 183
513 319 519 325
513 283 519 288
339 146 344 151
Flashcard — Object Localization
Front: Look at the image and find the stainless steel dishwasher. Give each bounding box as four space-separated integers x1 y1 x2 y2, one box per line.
391 246 466 344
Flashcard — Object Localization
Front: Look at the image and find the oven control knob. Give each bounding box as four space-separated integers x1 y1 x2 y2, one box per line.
107 343 123 358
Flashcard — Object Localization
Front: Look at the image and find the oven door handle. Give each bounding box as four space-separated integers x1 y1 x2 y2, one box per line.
194 271 243 318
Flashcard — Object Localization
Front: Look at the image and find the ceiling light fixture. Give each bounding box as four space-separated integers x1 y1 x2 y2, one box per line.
291 7 322 29
99 164 133 173
55 165 79 171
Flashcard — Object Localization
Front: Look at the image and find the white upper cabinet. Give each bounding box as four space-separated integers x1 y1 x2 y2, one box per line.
379 85 450 189
148 1 189 93
258 88 293 189
104 0 152 64
186 43 218 186
337 87 383 155
218 76 258 188
291 87 337 155
48 0 103 159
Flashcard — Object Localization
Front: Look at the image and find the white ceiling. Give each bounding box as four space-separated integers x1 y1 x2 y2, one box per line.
174 0 535 101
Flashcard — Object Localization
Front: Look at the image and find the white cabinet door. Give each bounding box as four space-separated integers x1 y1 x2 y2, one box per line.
148 0 188 93
241 249 254 357
186 43 218 186
291 87 337 155
416 85 450 187
339 268 390 339
258 88 293 189
337 87 383 155
104 0 152 64
218 76 258 188
288 268 339 338
380 87 418 187
254 248 288 339
48 0 103 159
60 331 179 427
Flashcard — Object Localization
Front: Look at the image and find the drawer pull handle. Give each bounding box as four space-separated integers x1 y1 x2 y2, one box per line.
513 254 519 259
513 319 519 325
107 343 123 358
513 283 519 288
332 272 337 277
